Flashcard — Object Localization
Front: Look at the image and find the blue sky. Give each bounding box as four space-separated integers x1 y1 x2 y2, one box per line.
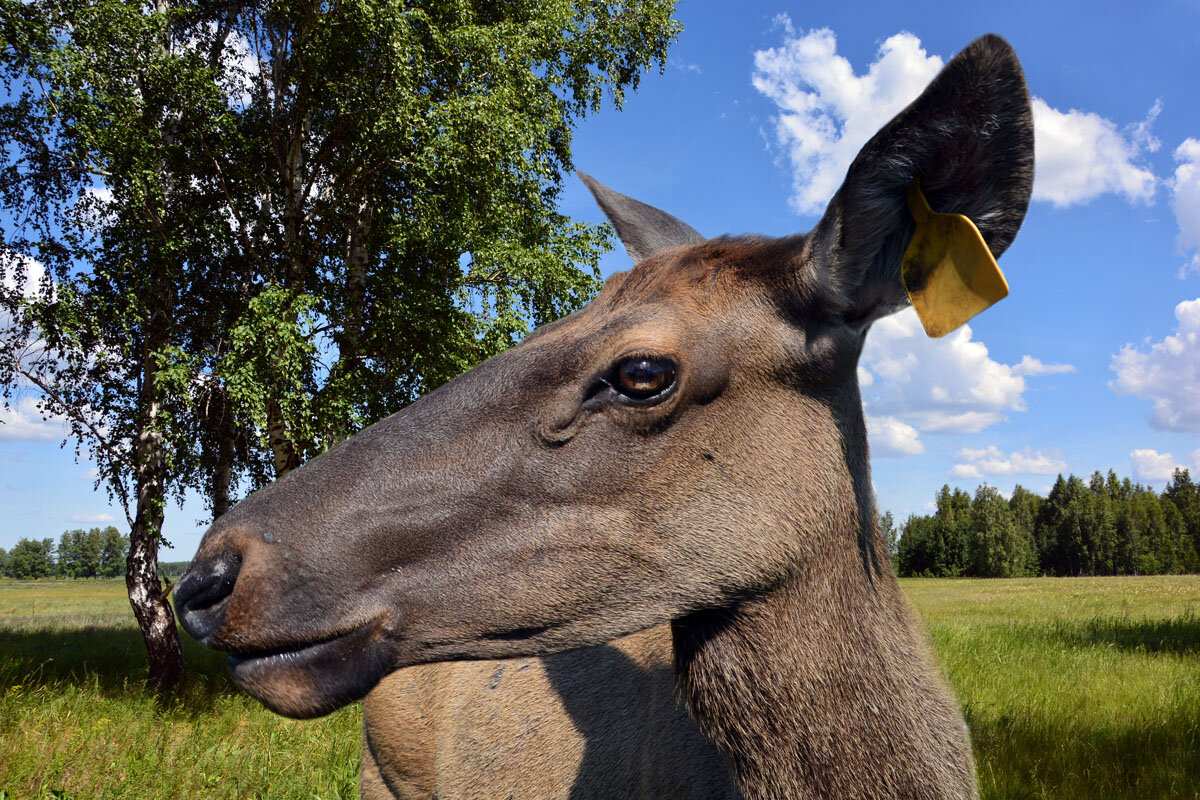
3 0 1200 556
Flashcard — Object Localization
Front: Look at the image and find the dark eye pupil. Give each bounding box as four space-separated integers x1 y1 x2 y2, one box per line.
616 358 675 398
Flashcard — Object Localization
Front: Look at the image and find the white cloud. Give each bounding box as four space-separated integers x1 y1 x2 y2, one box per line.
669 57 702 75
1 250 58 385
1128 99 1163 154
0 397 68 442
75 184 115 228
218 28 259 107
867 415 925 456
1173 138 1200 278
69 513 115 524
1130 448 1186 481
952 445 1067 477
2 249 55 341
752 25 942 215
84 185 113 205
1193 449 1200 472
950 463 983 479
1031 99 1159 207
1010 355 1076 376
771 12 795 35
185 24 259 107
1 249 51 300
752 25 1160 214
1110 298 1200 432
860 307 1036 434
906 410 1006 434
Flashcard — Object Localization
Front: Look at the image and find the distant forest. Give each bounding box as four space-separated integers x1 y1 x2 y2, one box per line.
0 527 127 580
6 469 1200 582
0 528 198 581
0 531 196 581
889 469 1200 578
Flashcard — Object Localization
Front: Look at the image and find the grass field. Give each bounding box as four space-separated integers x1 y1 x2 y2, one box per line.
0 576 1197 799
905 577 1200 799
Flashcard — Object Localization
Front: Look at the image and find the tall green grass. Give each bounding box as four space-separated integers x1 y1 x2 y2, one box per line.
0 580 359 799
1 577 1197 799
904 577 1200 800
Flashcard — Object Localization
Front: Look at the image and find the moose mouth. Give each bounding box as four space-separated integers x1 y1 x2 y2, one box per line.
225 621 392 719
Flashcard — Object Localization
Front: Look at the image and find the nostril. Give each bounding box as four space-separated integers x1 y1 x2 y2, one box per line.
175 552 242 643
180 572 235 612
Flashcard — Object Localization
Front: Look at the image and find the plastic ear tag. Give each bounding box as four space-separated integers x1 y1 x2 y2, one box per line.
901 181 1009 338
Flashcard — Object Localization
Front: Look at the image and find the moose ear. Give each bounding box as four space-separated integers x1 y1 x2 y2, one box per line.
578 171 706 263
810 34 1034 329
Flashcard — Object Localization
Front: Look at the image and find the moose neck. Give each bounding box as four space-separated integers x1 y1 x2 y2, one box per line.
672 416 977 800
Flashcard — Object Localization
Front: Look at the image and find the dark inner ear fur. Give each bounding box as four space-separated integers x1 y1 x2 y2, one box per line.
814 33 1035 325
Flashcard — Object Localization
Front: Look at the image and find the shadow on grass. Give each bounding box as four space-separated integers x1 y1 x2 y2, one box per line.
968 706 1200 800
1052 613 1200 656
0 625 240 713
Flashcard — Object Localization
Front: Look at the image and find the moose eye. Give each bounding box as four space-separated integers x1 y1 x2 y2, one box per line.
613 357 677 401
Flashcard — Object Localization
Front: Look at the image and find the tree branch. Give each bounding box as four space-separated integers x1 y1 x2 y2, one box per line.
13 364 136 528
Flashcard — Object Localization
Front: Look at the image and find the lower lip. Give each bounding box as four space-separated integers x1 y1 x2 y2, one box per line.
227 624 373 673
225 622 389 718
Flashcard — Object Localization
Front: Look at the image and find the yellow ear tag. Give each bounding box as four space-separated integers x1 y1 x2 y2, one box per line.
901 181 1009 338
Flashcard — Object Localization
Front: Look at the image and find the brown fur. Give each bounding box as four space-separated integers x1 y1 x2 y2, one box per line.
176 35 1034 800
361 626 740 799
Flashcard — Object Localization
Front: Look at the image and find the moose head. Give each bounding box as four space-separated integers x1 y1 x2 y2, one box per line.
178 33 1032 800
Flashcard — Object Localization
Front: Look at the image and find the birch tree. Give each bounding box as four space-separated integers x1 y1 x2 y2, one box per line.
207 0 682 482
0 0 681 691
0 0 246 690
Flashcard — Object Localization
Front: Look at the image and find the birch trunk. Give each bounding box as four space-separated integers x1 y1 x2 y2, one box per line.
210 385 236 520
264 49 311 477
266 397 302 477
329 200 373 444
122 0 184 693
127 295 185 693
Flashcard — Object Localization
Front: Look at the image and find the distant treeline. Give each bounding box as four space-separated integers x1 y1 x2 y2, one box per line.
158 561 192 580
7 469 1200 582
893 469 1200 578
0 527 127 579
0 533 194 581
